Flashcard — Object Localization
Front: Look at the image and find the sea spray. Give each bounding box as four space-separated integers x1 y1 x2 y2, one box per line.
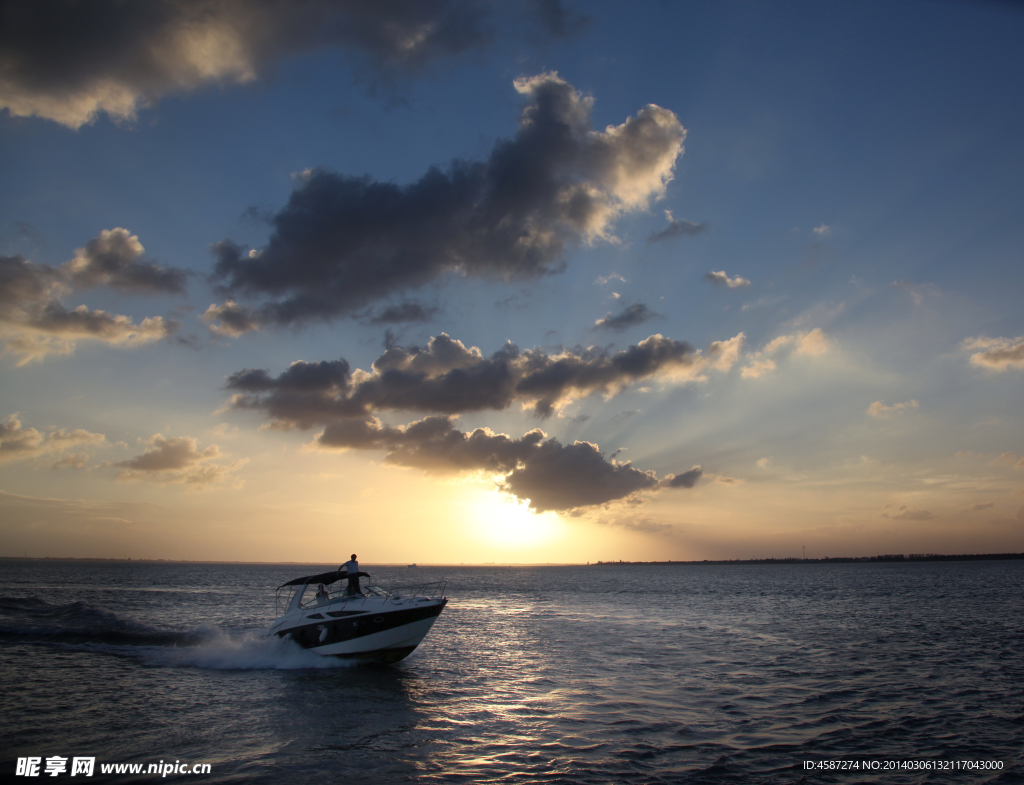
138 628 355 670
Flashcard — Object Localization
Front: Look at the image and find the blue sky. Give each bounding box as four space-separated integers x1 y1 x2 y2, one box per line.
1 0 1022 562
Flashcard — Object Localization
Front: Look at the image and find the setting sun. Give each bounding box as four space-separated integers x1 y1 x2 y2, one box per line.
465 490 562 550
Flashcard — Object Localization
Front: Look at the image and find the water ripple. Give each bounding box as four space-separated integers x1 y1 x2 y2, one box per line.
1 560 1022 783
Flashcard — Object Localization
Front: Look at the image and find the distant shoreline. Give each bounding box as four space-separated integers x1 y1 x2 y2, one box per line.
2 553 1023 566
0 557 577 567
591 553 1024 565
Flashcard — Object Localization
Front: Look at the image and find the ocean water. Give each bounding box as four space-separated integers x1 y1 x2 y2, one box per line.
0 559 1021 784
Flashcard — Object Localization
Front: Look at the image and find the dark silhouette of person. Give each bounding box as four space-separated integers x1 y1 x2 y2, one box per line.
341 554 369 596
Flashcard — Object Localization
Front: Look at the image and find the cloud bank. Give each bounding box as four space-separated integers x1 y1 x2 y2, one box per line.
207 72 686 331
317 415 679 513
225 332 722 511
0 0 583 128
226 331 739 423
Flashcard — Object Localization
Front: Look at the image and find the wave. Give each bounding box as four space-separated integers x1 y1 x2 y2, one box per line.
0 595 350 670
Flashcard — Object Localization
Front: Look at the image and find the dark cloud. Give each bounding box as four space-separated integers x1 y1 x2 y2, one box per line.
368 303 437 325
648 211 707 242
1 232 184 363
207 73 685 330
225 331 721 510
0 254 63 307
17 301 177 342
502 437 659 512
0 0 584 128
594 302 658 332
63 228 187 294
226 331 723 424
117 435 219 471
1 297 177 365
316 414 694 513
664 467 702 488
3 229 187 301
226 357 354 428
594 513 673 533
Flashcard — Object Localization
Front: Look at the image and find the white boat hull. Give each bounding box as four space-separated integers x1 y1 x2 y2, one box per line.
313 614 443 659
270 594 447 663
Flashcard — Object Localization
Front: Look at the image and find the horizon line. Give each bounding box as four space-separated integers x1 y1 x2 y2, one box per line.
3 552 1024 566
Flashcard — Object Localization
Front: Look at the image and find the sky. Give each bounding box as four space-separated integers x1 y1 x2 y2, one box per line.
1 0 1023 564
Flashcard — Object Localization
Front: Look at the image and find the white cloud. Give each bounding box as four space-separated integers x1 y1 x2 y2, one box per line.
740 328 829 378
812 224 831 235
763 334 796 354
741 357 776 379
0 414 106 464
963 336 1024 371
704 270 751 289
795 327 829 356
116 434 245 488
704 333 745 372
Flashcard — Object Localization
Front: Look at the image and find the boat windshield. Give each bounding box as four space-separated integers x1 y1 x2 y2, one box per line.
276 580 446 613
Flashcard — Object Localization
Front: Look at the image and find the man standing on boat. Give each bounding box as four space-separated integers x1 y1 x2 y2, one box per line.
342 554 368 596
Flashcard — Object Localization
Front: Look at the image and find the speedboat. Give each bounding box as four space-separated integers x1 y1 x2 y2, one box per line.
270 569 447 663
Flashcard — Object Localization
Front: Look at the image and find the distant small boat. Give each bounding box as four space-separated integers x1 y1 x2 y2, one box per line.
408 563 417 568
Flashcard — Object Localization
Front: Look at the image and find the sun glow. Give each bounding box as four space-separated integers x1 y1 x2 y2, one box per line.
467 490 560 549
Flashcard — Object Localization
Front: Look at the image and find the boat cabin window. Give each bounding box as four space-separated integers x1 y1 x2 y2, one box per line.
297 582 389 609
